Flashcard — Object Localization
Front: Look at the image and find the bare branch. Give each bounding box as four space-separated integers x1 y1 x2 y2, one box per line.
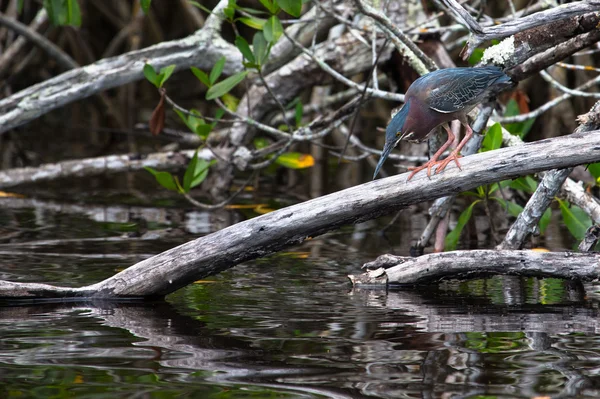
0 149 212 189
354 250 600 285
0 0 242 134
440 0 600 59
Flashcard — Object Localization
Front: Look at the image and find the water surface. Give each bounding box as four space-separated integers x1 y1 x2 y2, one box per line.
1 194 599 398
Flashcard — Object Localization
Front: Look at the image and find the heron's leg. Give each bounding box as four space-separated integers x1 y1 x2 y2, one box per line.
407 124 456 180
435 122 473 173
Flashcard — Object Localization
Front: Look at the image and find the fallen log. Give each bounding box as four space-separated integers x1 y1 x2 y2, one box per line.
2 130 600 299
350 250 600 286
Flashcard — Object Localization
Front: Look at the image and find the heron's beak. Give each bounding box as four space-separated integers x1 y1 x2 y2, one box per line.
373 139 397 180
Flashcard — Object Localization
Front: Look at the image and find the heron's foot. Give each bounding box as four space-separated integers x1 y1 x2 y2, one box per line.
406 152 462 181
406 160 439 180
435 151 463 173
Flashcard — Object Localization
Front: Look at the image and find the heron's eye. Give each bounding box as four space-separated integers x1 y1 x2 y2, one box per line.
395 131 402 137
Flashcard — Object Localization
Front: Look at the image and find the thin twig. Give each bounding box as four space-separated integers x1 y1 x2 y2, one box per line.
540 69 600 99
498 74 600 123
258 69 295 132
353 0 437 74
283 30 404 101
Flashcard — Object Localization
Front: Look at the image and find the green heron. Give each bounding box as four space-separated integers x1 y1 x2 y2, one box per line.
373 66 512 180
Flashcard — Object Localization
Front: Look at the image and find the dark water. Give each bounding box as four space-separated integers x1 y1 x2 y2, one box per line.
1 194 600 398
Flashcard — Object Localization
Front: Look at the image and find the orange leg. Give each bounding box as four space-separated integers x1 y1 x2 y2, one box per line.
407 124 456 180
435 122 473 173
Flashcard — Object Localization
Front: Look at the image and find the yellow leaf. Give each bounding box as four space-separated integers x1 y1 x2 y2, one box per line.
0 191 24 198
279 251 310 259
296 154 315 168
225 203 268 209
254 204 275 214
275 152 315 169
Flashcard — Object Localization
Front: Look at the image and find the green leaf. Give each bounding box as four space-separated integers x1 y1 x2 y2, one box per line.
482 122 502 152
493 198 523 218
44 0 63 25
468 48 484 66
254 137 270 149
588 162 600 182
236 6 269 15
192 159 216 188
65 0 81 26
17 0 24 13
235 36 256 64
145 167 178 191
195 124 212 138
175 109 206 134
183 152 199 193
539 208 552 235
191 67 211 87
158 64 176 88
189 0 213 14
209 57 226 85
294 100 303 127
259 0 280 13
238 16 267 30
140 0 151 14
489 179 513 195
509 176 538 194
206 71 249 100
143 64 159 88
276 0 302 17
274 152 314 169
224 5 235 20
558 200 591 241
45 0 81 26
263 15 283 43
252 31 269 66
445 201 479 251
503 98 536 139
183 153 216 192
212 109 225 128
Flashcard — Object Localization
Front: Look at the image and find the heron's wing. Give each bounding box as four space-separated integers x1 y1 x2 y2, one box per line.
425 68 509 114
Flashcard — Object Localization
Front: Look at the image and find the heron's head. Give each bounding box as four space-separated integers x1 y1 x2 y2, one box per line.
373 101 412 179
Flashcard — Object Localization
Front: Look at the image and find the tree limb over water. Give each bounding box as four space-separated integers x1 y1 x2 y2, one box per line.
3 131 600 299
